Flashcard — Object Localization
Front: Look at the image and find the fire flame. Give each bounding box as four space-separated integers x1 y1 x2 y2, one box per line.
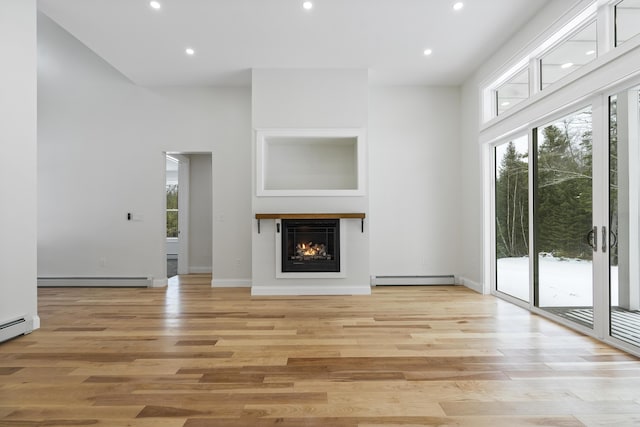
296 242 326 256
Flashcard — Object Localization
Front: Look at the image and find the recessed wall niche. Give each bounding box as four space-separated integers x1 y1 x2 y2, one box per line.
256 129 366 196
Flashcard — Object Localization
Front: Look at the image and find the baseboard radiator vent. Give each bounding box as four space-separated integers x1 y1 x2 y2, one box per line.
372 275 456 286
0 316 30 344
38 277 152 288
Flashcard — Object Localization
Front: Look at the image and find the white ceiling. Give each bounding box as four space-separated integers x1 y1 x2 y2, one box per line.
38 0 552 87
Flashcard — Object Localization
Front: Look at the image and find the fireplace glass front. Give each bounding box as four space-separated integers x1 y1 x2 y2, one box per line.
281 219 340 273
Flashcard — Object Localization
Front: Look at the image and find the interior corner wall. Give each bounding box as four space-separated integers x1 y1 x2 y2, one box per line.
458 81 484 290
37 13 251 285
188 154 213 273
368 86 461 278
0 0 38 329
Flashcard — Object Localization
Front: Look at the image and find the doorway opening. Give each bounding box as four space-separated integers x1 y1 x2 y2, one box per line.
165 154 185 277
164 152 213 280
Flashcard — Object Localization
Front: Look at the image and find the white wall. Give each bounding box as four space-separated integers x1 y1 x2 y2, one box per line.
252 69 368 129
251 69 370 294
368 86 461 277
37 14 251 286
458 80 484 291
188 153 213 273
0 0 39 330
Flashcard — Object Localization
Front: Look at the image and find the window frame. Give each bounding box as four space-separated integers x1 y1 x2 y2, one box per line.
481 1 600 124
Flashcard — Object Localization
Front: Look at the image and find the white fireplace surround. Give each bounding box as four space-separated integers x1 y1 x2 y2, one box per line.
251 213 368 295
274 218 347 279
251 127 369 296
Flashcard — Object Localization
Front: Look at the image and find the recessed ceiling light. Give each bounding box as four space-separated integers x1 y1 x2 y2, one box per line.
585 50 596 56
303 1 313 10
561 62 574 69
423 48 433 56
149 1 161 10
501 101 511 106
453 2 464 11
185 47 195 56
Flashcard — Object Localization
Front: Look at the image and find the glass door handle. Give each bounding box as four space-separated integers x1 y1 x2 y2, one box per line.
586 226 597 251
610 230 618 248
602 226 607 253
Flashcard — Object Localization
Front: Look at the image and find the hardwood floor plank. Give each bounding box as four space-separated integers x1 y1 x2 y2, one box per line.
440 400 640 416
240 401 447 417
83 375 203 384
0 419 185 427
184 417 358 427
577 414 640 427
3 406 143 420
175 340 219 346
2 278 640 426
136 405 211 418
360 417 586 427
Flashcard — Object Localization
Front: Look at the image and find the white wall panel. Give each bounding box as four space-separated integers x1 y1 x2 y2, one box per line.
0 0 39 331
368 86 461 277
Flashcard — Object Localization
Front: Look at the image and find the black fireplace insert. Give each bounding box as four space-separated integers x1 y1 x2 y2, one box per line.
281 219 340 272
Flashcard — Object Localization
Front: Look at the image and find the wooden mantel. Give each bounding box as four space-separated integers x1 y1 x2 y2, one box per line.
255 213 366 233
255 213 365 220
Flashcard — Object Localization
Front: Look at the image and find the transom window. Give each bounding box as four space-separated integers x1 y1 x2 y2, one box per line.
615 0 640 46
539 21 597 90
496 68 529 116
483 1 624 121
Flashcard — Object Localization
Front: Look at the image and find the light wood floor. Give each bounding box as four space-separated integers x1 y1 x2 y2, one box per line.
2 275 640 427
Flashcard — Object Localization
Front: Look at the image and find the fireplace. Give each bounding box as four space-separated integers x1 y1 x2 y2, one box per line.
281 219 340 273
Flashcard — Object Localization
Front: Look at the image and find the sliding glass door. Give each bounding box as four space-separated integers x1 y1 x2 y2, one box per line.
609 86 640 348
534 107 594 328
492 90 640 354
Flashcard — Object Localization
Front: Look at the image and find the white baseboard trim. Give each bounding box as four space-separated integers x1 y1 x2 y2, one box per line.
372 275 456 286
152 278 168 288
251 284 371 296
458 276 484 294
32 315 40 330
0 315 27 343
38 277 152 287
0 314 39 343
212 279 252 288
189 266 213 274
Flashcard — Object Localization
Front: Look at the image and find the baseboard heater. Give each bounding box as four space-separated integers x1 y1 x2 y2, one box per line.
38 277 152 288
0 316 29 343
372 275 456 286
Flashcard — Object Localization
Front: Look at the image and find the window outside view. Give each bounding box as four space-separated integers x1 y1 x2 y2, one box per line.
166 155 179 238
535 107 595 327
495 136 530 302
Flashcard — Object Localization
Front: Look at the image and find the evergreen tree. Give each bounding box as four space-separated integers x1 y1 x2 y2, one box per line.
536 110 593 260
496 141 529 258
609 96 618 266
166 184 179 238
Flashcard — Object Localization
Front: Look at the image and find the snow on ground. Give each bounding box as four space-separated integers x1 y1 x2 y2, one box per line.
497 256 619 306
